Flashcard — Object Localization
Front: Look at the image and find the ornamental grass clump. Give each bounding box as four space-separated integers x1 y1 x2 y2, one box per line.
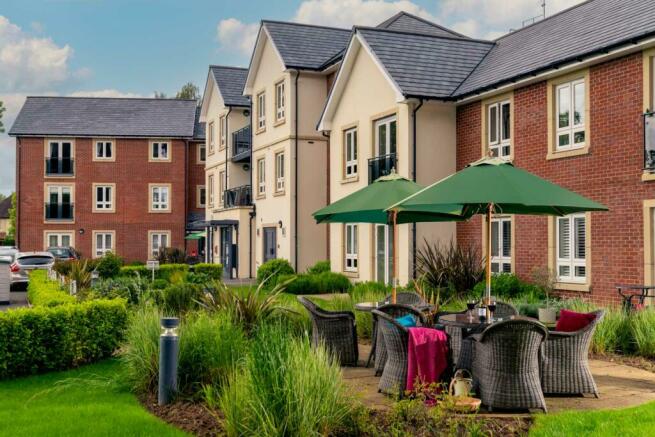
217 323 355 437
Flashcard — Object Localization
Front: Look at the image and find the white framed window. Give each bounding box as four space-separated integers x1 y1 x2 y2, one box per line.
490 217 511 273
93 184 114 212
556 79 586 151
275 152 285 192
275 81 285 121
257 158 266 196
219 116 227 149
208 122 215 153
149 231 170 259
487 100 511 158
257 92 266 130
45 232 73 249
218 170 226 206
151 141 170 161
150 185 170 212
198 143 206 163
208 175 215 207
94 140 113 160
45 184 73 221
93 231 114 258
345 224 358 272
375 224 394 285
344 128 358 178
45 139 74 175
556 214 587 283
197 185 206 208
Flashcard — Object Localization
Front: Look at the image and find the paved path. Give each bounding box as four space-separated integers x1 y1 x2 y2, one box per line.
0 292 28 312
342 343 655 414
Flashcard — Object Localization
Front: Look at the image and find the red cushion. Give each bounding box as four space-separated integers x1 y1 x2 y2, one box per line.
555 309 596 332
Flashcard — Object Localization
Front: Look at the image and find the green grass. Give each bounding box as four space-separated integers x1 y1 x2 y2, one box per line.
530 401 655 436
0 359 186 436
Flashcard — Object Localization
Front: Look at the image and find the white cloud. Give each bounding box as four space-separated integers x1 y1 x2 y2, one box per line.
0 16 74 92
67 89 143 98
293 0 435 28
216 18 259 57
0 94 28 194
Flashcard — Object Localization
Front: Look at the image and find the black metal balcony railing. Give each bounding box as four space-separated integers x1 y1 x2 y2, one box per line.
232 126 251 162
224 185 252 208
368 153 397 184
45 203 74 220
645 112 655 171
45 157 74 175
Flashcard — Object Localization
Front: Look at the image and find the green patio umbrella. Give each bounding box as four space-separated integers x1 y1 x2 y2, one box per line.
313 172 464 302
388 157 608 307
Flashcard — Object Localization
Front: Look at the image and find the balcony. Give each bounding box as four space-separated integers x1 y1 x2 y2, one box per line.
45 157 74 176
224 185 251 208
368 153 397 184
45 203 74 221
645 112 655 171
232 126 251 163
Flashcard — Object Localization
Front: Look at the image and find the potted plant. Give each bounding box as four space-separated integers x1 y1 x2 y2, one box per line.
532 266 558 324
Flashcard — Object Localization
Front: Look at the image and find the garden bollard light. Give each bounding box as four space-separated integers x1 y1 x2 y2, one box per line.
158 317 179 406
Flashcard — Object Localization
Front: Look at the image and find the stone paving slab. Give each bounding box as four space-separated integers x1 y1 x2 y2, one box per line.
342 343 655 414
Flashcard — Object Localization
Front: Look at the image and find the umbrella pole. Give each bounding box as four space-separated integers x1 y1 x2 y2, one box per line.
392 209 398 304
485 203 493 306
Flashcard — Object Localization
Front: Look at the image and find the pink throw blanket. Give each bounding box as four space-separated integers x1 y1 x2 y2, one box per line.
406 327 449 393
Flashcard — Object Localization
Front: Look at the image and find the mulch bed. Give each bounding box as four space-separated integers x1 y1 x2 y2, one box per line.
139 393 223 437
592 352 655 373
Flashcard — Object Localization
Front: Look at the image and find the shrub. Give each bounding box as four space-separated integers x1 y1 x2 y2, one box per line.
471 273 545 301
192 263 223 280
119 263 189 282
279 271 352 295
217 324 354 436
92 276 150 305
120 265 148 278
307 260 331 275
27 270 75 307
151 278 169 290
158 283 202 315
96 252 123 279
156 247 187 264
0 299 127 379
52 259 74 277
256 258 294 286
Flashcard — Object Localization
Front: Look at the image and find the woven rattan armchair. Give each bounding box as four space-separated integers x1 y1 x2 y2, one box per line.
372 309 412 397
383 291 427 306
298 297 359 366
373 304 427 376
541 310 605 397
471 318 549 412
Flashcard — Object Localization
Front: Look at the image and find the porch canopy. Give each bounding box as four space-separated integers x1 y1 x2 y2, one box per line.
388 157 609 305
185 231 206 240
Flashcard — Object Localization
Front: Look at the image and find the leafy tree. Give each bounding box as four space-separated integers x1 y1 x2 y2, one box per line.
153 91 167 99
175 82 200 100
0 193 5 203
7 193 16 239
0 99 5 133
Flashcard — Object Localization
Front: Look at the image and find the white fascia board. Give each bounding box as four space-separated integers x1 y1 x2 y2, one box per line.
356 32 405 102
243 24 286 95
199 70 218 122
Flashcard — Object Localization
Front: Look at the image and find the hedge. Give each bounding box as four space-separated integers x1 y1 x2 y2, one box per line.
191 263 223 280
257 259 295 286
278 271 352 295
27 270 76 307
0 299 128 379
119 263 190 282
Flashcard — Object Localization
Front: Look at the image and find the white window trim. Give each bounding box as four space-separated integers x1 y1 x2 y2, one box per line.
374 224 393 285
149 140 171 162
92 183 115 213
219 115 227 149
275 81 285 122
44 183 74 223
344 224 358 272
208 122 215 154
44 231 74 250
374 116 397 158
198 143 206 164
148 230 171 260
555 79 586 151
208 175 215 207
487 101 512 159
556 213 587 283
490 217 512 274
149 184 171 213
344 128 358 178
257 158 266 197
218 170 226 206
44 138 75 177
93 139 115 161
257 92 266 131
275 152 285 193
92 230 115 258
197 185 206 208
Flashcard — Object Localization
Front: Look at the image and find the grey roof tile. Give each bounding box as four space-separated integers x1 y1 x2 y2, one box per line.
263 20 352 70
9 97 197 137
193 106 205 140
210 65 250 107
454 0 655 97
376 11 469 39
357 27 493 98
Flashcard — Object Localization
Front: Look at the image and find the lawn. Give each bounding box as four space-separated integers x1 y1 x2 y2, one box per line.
530 401 655 436
0 359 186 437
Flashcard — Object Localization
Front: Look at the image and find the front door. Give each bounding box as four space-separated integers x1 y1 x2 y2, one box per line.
375 224 393 285
263 227 277 263
220 227 233 279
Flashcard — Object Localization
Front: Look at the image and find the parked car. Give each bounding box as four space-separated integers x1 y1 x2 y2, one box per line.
10 252 55 291
0 247 18 263
46 246 80 261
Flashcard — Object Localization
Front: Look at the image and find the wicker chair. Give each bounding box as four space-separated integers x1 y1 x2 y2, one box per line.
372 309 412 397
298 297 359 366
471 319 548 413
541 310 605 397
373 304 427 376
383 291 427 306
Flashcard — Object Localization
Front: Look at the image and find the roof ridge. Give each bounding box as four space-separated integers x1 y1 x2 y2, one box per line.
377 11 471 39
209 65 248 71
356 25 494 45
262 19 351 32
25 96 198 102
494 0 594 42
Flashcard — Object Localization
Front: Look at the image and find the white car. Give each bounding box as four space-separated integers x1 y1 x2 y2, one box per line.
10 252 55 291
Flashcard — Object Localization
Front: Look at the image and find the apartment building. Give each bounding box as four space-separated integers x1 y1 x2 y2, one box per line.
200 66 252 279
317 0 655 304
9 97 200 262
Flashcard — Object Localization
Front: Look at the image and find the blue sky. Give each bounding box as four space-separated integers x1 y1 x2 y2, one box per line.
0 0 582 195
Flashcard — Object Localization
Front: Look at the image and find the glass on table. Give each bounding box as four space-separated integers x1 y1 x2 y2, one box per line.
466 300 476 321
488 297 497 323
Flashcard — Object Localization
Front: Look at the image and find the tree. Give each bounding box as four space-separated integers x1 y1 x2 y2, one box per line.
0 193 5 203
0 99 5 133
175 82 200 100
7 193 16 239
154 91 167 99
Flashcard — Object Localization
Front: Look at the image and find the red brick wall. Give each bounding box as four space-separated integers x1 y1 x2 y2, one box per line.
187 141 205 215
456 52 652 305
17 137 188 262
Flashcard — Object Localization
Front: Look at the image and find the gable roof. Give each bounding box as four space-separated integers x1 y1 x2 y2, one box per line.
357 27 493 99
0 196 11 219
9 97 197 138
454 0 655 97
376 11 469 39
210 65 250 107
